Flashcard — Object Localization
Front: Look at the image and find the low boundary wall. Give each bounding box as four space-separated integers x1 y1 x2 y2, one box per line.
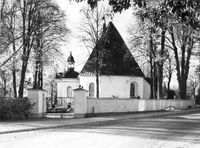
86 98 195 114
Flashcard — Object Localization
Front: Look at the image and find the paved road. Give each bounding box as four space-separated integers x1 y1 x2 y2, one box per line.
1 113 200 148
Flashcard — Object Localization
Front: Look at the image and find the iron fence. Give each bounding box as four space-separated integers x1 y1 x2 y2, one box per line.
46 97 74 113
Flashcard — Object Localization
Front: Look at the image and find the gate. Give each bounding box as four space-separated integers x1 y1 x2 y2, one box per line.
46 97 74 117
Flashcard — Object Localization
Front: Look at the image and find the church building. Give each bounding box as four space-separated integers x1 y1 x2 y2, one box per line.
55 22 150 99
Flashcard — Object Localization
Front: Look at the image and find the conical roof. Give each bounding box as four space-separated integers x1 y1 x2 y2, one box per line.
80 22 144 77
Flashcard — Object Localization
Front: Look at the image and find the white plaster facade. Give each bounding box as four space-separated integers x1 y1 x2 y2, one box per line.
79 75 150 99
56 75 150 99
143 78 151 99
56 78 79 97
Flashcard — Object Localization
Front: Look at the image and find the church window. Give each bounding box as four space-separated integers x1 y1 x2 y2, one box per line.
67 86 72 97
130 83 136 98
89 83 95 97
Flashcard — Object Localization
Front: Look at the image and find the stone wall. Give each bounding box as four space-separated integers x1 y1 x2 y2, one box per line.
86 98 195 114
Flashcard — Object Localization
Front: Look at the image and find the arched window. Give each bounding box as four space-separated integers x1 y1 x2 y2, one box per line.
89 83 95 97
67 86 72 97
130 83 136 98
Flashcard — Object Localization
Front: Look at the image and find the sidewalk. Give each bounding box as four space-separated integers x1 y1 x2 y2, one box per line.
0 108 200 135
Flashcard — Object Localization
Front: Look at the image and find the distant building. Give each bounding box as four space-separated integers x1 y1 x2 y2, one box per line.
55 51 79 98
55 22 150 99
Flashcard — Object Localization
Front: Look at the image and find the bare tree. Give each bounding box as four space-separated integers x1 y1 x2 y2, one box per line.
13 0 38 97
0 0 23 97
129 17 161 99
0 0 6 33
187 73 199 100
0 69 11 96
0 0 69 97
16 0 69 97
32 2 69 90
167 24 199 99
163 51 175 98
129 0 200 100
79 2 112 98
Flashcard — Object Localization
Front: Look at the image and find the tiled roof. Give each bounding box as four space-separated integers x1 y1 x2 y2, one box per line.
80 22 145 77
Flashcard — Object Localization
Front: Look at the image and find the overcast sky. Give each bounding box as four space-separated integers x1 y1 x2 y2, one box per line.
56 0 135 72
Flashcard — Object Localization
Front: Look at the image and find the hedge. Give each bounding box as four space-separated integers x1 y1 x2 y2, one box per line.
0 97 34 120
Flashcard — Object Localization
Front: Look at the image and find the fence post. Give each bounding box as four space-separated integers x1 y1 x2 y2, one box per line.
27 89 47 118
73 87 88 118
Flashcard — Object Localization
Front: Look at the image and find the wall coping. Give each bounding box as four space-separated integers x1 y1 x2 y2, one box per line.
87 97 135 100
87 97 194 101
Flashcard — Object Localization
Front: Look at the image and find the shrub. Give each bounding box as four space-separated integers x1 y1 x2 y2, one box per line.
167 90 175 99
0 97 34 120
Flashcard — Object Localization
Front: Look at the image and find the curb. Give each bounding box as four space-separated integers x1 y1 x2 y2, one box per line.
0 109 199 135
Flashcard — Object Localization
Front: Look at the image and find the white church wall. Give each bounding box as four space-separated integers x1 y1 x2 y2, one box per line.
100 76 144 98
143 79 151 99
79 75 149 98
56 78 79 97
79 75 96 97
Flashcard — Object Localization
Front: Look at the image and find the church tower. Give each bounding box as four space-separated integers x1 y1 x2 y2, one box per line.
56 52 79 78
67 52 75 71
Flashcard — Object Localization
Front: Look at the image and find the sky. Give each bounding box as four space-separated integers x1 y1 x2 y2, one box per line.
55 0 135 72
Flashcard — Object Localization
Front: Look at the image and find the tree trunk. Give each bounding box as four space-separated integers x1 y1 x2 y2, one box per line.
95 3 100 98
0 0 6 19
167 73 172 98
170 27 182 98
149 32 156 99
154 62 157 99
180 43 186 98
96 43 99 98
12 65 17 98
18 61 28 98
3 79 6 96
158 29 166 99
40 61 43 89
179 77 187 99
150 54 154 99
18 0 34 97
33 60 39 89
37 62 41 89
10 4 17 98
18 0 27 98
12 42 17 98
170 26 194 100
